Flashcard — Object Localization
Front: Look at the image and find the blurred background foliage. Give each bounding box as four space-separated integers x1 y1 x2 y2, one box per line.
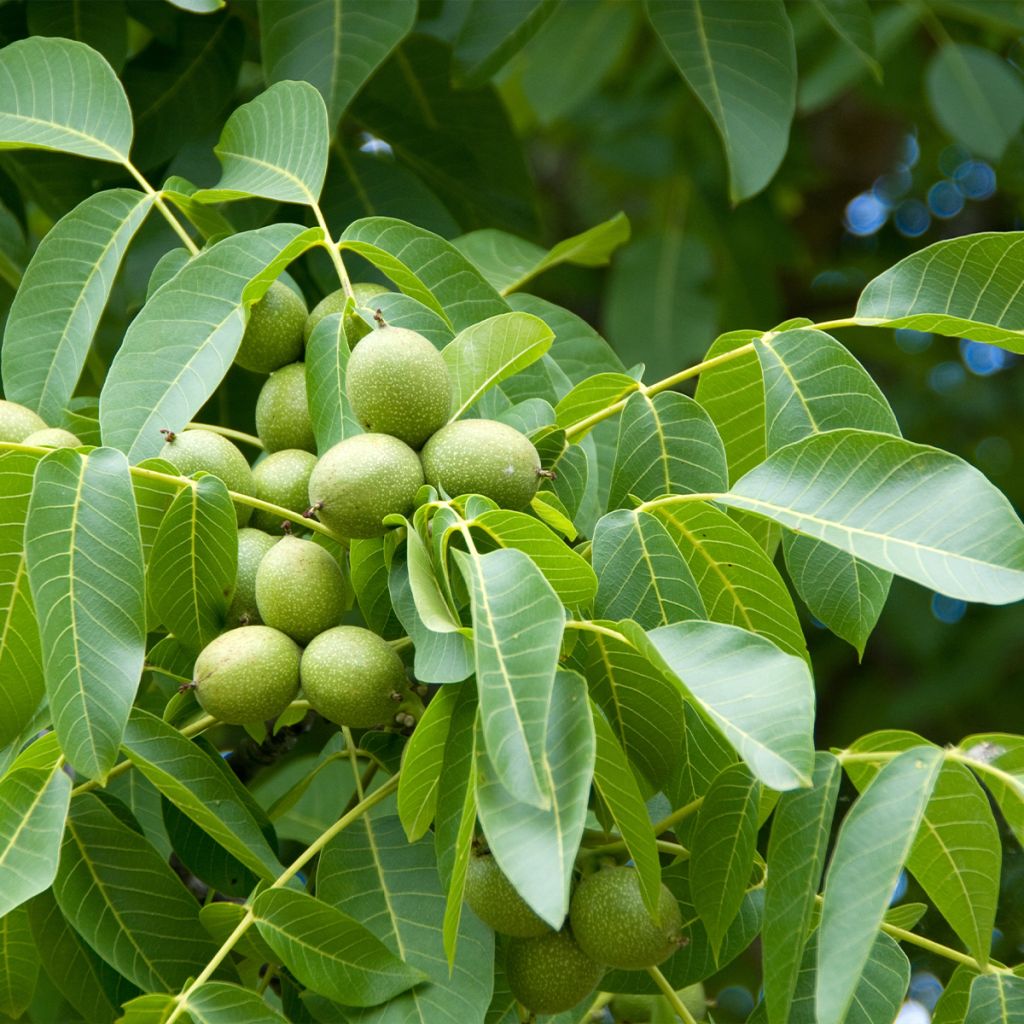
0 0 1021 754
0 1 1022 1017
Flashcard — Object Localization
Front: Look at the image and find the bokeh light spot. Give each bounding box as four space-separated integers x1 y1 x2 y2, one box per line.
954 160 997 200
960 339 1013 376
902 133 920 168
890 869 908 904
928 180 964 219
874 168 912 204
358 133 394 158
845 192 889 236
895 1001 932 1024
928 361 965 393
909 972 944 1011
931 593 967 624
894 199 930 237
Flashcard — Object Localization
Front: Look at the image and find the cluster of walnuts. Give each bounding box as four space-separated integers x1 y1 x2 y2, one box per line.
157 278 544 737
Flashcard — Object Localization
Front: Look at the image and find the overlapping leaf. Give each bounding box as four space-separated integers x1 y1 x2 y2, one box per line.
306 311 364 454
0 903 37 1018
452 0 560 86
476 671 595 928
956 732 1024 847
397 684 458 842
25 447 146 780
816 747 943 1024
723 429 1024 604
646 0 796 201
856 232 1024 352
443 312 554 420
965 973 1024 1023
1 189 154 422
0 37 133 162
100 223 321 462
192 81 329 205
456 547 564 809
318 811 494 1022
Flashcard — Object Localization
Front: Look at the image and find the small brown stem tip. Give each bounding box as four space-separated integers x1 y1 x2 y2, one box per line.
159 428 176 442
536 468 557 480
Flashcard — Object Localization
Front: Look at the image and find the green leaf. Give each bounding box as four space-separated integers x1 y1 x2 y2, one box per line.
455 547 565 809
0 903 38 1018
306 311 364 454
751 930 910 1024
756 327 899 653
0 762 70 919
26 0 128 72
161 179 234 242
368 291 454 349
816 746 943 1024
251 887 426 1008
318 812 495 1022
469 508 597 607
340 217 508 331
844 732 1001 965
608 391 728 509
0 37 132 162
350 536 401 639
0 198 27 289
956 733 1024 847
26 447 146 781
476 670 595 928
555 372 639 437
27 888 134 1022
1 189 154 423
690 762 760 956
181 982 288 1024
199 901 278 964
664 702 739 825
643 619 815 790
442 311 554 420
933 965 979 1024
810 0 879 78
648 500 807 660
192 81 329 205
855 232 1024 352
121 708 284 882
722 429 1024 604
645 0 796 201
54 792 222 991
260 0 416 126
397 684 459 842
592 509 705 628
966 973 1024 1023
434 685 478 892
454 213 630 295
0 451 45 749
926 43 1024 162
100 223 321 462
763 752 841 1024
590 707 661 914
452 0 560 86
148 476 236 653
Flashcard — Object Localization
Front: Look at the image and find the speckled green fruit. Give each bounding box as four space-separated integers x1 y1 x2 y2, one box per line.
308 433 423 539
227 528 278 626
300 625 409 728
24 427 81 448
570 867 683 970
0 400 46 442
236 280 307 374
254 536 345 644
194 625 300 724
251 449 318 533
611 986 705 1022
505 930 604 1014
255 363 316 453
304 283 389 342
420 419 541 509
464 854 551 937
345 326 451 448
160 428 255 527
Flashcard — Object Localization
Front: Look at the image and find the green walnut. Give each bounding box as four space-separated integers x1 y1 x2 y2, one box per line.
251 449 318 533
505 930 604 1015
464 853 551 938
420 419 541 509
0 399 47 442
160 428 255 527
226 528 278 626
611 985 705 1023
193 625 300 724
255 362 316 453
570 867 684 970
300 625 415 728
304 283 389 342
346 326 451 448
307 433 423 539
254 536 346 644
24 427 82 448
236 280 307 374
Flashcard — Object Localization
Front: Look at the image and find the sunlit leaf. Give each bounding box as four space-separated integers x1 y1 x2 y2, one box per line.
0 903 38 1018
965 973 1024 1023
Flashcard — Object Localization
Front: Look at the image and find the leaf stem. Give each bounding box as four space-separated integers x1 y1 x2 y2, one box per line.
806 317 861 332
185 422 264 449
342 726 365 801
647 965 697 1023
312 201 354 300
578 991 614 1021
163 772 400 1024
122 160 200 256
